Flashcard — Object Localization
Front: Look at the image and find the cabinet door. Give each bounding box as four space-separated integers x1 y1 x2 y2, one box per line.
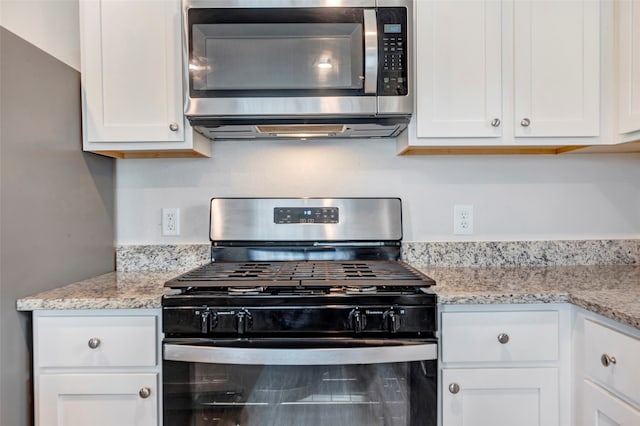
583 380 640 426
618 0 640 134
442 368 559 426
415 0 502 138
38 373 158 426
80 0 184 142
514 0 600 137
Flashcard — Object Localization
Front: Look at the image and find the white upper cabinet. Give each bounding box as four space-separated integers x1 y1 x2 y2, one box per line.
80 0 210 158
513 0 600 137
415 0 502 138
81 0 182 142
409 0 602 153
618 0 640 135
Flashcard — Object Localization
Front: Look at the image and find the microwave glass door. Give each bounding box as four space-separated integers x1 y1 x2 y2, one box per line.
188 9 367 97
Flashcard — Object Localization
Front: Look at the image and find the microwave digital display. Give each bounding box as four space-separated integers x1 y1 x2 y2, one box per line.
384 24 402 33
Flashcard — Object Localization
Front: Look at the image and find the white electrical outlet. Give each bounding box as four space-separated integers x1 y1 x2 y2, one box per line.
453 204 474 235
162 208 180 236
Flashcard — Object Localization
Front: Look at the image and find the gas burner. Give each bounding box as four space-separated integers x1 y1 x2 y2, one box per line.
342 286 378 295
228 286 264 295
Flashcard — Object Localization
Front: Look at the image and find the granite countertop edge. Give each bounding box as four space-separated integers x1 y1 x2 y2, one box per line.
16 265 640 330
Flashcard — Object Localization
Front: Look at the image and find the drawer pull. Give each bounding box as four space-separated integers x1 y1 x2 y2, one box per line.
601 353 617 367
87 337 101 349
448 383 460 394
139 387 152 399
497 333 510 344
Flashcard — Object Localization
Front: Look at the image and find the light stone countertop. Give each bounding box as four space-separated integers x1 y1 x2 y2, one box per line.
16 272 177 311
421 265 640 329
16 265 640 330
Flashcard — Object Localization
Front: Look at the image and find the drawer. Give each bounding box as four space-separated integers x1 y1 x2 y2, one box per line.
442 310 559 363
36 315 157 368
584 319 640 404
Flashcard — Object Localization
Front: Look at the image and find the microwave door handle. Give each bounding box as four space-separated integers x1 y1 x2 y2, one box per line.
164 343 437 365
363 9 378 94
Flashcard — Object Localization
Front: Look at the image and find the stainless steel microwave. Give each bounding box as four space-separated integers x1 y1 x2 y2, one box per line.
182 0 413 140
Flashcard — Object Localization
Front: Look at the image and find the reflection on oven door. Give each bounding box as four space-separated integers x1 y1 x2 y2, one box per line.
164 361 436 426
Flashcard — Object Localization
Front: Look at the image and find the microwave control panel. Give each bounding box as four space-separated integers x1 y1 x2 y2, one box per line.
378 8 408 96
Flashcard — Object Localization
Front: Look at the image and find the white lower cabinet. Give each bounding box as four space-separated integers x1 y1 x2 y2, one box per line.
575 311 640 426
39 373 158 426
442 368 559 426
583 380 640 426
33 310 162 426
440 305 568 426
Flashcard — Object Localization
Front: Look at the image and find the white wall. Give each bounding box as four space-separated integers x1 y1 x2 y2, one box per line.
9 0 636 245
116 140 640 244
0 0 80 70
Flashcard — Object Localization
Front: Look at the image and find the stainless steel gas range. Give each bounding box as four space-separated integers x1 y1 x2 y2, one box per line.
162 198 437 426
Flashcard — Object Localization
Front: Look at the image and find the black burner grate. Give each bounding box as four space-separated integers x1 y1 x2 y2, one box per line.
165 260 434 289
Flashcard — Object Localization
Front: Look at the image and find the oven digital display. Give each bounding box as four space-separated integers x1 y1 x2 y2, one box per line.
274 207 339 224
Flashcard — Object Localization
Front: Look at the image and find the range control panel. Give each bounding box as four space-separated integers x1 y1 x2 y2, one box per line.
274 207 339 224
378 8 408 96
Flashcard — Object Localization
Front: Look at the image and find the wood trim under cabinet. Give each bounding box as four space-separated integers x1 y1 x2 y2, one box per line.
93 150 211 159
398 145 588 156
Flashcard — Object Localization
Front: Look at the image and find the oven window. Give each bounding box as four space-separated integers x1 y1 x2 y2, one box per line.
164 360 436 426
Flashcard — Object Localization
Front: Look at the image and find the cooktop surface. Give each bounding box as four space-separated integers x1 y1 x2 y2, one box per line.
165 260 435 289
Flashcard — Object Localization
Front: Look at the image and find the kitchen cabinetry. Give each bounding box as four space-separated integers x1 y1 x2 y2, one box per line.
576 312 640 426
583 380 640 425
442 368 558 426
39 374 158 426
33 310 162 426
80 0 210 158
440 306 569 426
414 0 502 139
403 0 601 155
617 0 640 140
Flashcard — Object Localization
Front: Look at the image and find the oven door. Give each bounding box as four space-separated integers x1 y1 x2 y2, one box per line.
163 337 437 426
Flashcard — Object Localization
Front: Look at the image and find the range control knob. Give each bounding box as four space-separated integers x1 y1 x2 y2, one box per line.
200 310 210 333
349 308 367 333
384 309 402 333
236 309 253 335
197 309 218 334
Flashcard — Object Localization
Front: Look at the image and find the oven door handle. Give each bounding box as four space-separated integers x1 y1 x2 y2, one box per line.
164 342 437 365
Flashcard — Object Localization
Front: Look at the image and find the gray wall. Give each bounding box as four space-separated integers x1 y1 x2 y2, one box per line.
0 27 115 426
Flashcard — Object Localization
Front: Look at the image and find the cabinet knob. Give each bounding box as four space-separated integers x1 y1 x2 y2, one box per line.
139 387 152 399
87 337 101 349
497 333 510 344
601 353 617 367
448 383 460 394
520 118 531 127
169 122 179 132
491 118 501 127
